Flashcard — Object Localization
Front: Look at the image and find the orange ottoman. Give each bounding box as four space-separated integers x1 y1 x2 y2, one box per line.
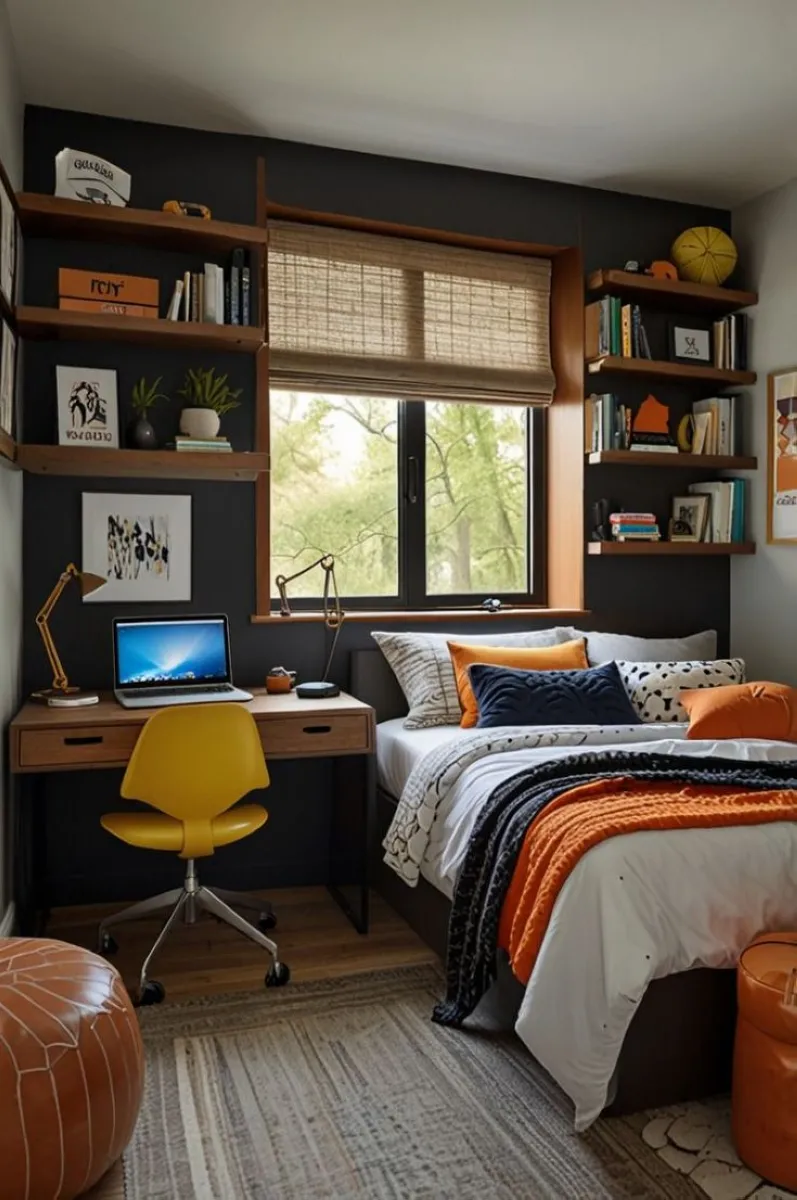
733 932 797 1191
0 938 144 1199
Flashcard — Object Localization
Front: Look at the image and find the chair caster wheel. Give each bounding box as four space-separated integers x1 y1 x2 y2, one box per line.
136 980 166 1007
258 912 277 932
265 962 290 988
98 931 118 956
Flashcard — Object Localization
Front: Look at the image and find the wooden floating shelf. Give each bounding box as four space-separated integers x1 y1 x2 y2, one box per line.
16 306 264 353
586 355 756 386
588 450 757 469
17 445 269 481
587 269 757 313
588 541 755 557
0 429 17 468
16 193 268 253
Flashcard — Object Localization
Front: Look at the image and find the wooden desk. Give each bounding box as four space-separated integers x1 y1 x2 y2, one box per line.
10 690 376 934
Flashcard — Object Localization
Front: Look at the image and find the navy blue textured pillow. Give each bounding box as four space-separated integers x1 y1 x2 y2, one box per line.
469 661 641 728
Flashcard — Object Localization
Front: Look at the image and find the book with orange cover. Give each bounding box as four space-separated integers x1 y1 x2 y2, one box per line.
58 268 159 308
59 297 158 318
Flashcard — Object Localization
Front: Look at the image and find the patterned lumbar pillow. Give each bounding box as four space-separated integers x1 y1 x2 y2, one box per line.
617 659 746 723
372 628 571 728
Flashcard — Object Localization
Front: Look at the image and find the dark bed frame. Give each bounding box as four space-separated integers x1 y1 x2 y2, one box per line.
352 648 737 1116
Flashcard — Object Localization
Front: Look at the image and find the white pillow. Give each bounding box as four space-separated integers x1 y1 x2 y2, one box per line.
372 628 572 729
564 628 717 666
617 658 745 723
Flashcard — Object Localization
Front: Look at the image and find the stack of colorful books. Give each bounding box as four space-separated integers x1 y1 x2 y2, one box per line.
610 512 661 542
172 436 232 453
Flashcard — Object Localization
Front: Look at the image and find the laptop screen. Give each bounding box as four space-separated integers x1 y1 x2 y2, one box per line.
114 616 231 689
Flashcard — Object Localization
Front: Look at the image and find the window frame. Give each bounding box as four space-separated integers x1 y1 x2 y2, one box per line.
269 394 545 613
252 194 586 621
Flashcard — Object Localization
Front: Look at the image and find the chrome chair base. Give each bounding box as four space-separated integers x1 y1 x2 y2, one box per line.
98 859 280 996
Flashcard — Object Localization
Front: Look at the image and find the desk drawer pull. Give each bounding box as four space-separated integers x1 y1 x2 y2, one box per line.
63 735 104 746
303 725 332 735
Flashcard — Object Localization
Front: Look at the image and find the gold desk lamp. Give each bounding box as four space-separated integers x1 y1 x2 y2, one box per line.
32 562 106 706
275 553 343 699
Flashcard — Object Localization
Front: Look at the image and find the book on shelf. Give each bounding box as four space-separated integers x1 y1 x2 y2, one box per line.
585 297 652 360
621 304 632 357
610 511 660 541
169 436 233 453
687 479 746 543
712 313 747 371
166 278 184 321
690 395 742 456
170 249 252 326
585 393 632 452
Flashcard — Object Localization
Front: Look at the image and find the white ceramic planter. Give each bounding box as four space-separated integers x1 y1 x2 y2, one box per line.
179 408 220 439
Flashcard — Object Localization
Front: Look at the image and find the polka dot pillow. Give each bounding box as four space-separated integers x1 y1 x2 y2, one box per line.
617 659 745 723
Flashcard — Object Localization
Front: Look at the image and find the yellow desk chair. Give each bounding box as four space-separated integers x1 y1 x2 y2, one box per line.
97 703 290 1005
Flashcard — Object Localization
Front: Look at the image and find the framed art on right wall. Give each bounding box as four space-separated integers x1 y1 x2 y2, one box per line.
768 368 797 543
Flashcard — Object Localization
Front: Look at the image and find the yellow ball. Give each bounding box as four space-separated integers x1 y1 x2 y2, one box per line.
671 226 738 286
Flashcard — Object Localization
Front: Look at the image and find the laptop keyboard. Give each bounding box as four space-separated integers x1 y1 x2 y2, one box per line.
121 684 235 699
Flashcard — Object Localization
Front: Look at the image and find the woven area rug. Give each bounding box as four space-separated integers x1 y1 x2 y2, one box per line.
126 964 707 1199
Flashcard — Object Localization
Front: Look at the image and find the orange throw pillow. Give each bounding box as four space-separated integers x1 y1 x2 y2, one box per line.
682 681 797 742
448 638 588 728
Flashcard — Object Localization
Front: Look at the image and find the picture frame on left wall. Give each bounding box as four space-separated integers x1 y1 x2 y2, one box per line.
0 171 17 312
82 492 192 602
0 316 16 438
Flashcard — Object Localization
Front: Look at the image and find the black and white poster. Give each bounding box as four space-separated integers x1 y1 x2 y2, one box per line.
56 365 119 447
0 175 16 311
0 317 15 437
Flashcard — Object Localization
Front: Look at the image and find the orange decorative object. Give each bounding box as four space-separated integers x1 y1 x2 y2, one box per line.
733 933 797 1191
645 259 678 281
633 394 670 435
0 939 144 1199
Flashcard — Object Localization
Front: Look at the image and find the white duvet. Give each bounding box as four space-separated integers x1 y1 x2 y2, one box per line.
381 724 797 1130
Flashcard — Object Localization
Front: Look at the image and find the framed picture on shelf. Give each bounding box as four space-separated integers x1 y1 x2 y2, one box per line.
670 494 709 542
82 493 192 603
56 365 120 447
767 367 797 544
0 172 17 312
669 322 712 365
0 316 16 438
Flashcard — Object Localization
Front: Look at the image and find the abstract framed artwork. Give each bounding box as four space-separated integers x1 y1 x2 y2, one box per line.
0 172 17 312
82 493 192 602
0 316 16 438
767 367 797 544
56 365 119 447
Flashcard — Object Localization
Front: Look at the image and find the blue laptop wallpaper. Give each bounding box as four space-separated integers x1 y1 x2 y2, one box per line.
116 619 229 686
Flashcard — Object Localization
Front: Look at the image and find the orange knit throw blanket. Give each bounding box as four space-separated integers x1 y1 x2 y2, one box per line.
498 776 797 985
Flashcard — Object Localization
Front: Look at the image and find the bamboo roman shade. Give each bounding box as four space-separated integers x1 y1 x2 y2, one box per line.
268 221 555 405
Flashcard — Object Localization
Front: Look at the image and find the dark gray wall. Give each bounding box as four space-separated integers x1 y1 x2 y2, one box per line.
21 106 731 904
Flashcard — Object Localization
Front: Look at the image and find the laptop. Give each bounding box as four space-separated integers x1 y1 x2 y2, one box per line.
113 614 253 709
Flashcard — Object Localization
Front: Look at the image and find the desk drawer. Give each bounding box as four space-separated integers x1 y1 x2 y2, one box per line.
18 725 141 769
261 714 370 758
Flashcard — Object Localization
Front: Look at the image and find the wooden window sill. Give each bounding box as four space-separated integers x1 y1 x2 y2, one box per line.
251 607 590 625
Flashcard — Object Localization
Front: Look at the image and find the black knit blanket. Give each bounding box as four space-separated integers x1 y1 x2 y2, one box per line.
432 750 797 1027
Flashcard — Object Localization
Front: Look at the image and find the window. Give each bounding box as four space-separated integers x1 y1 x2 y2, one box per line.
271 392 542 607
268 221 552 610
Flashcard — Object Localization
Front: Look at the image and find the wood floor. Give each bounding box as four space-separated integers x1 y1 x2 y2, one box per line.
47 886 438 1200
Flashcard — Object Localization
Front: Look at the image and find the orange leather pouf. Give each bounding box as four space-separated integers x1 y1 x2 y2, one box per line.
733 932 797 1191
0 938 144 1199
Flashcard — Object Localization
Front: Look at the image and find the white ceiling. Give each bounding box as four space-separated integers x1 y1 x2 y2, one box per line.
7 0 797 208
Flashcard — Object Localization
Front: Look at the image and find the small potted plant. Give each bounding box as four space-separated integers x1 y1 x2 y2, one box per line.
178 367 242 440
128 375 169 449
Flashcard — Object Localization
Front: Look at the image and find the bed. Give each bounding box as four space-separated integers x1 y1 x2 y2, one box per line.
353 648 797 1128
